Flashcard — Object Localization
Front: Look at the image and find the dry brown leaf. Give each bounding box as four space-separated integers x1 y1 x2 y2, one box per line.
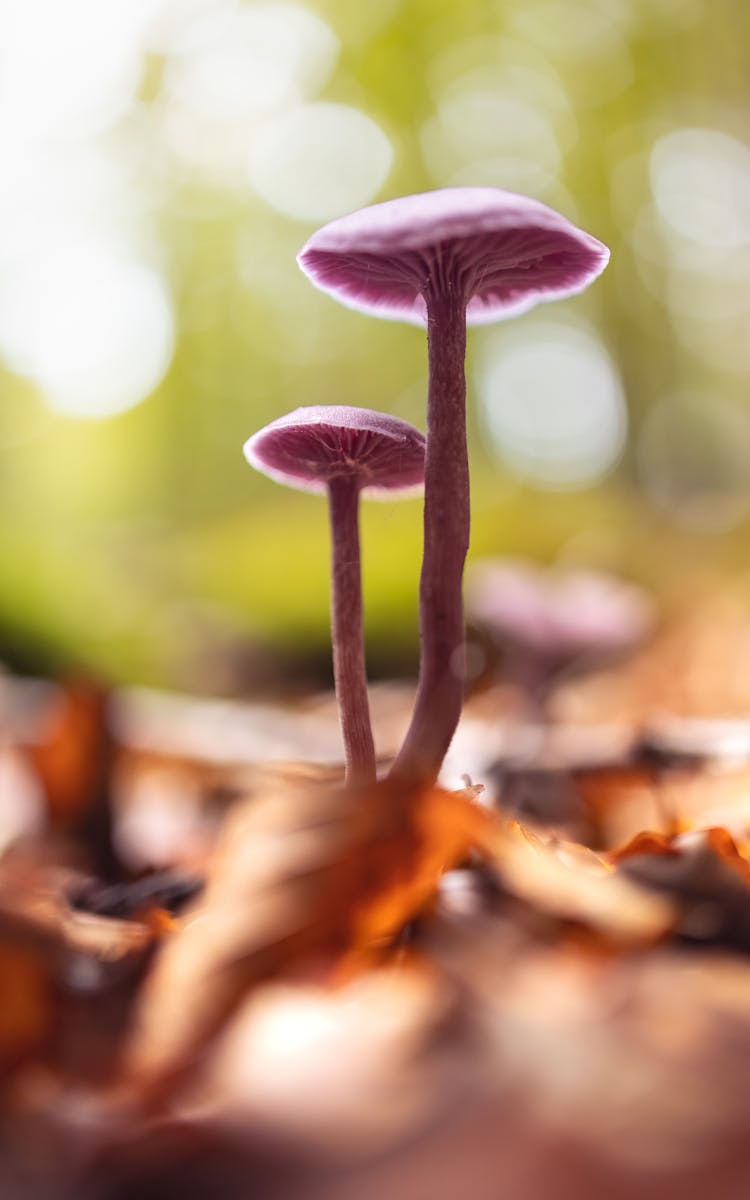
578 762 750 851
610 830 680 863
125 778 501 1094
575 765 679 848
705 825 750 885
0 942 52 1070
613 827 750 950
197 961 460 1157
0 862 155 965
339 784 500 962
24 680 111 826
490 822 675 944
19 677 118 878
425 902 750 1181
127 777 686 1099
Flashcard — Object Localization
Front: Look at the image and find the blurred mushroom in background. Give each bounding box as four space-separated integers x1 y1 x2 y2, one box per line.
466 558 655 716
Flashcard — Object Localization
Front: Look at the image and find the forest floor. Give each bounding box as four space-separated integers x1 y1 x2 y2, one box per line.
3 588 750 1198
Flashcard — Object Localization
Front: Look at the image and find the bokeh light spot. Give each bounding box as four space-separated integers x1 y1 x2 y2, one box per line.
422 78 562 178
477 320 626 490
651 128 750 250
511 0 632 60
0 241 174 419
508 1 632 103
163 3 338 121
247 102 393 223
140 0 239 55
0 0 145 142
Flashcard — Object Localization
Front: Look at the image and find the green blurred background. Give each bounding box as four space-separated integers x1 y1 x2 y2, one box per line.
3 0 750 691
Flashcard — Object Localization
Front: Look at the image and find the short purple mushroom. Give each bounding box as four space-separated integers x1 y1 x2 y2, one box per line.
467 558 655 710
244 405 425 786
298 188 610 785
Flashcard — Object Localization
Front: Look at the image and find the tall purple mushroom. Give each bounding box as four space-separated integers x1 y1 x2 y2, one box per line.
244 405 425 786
298 188 610 784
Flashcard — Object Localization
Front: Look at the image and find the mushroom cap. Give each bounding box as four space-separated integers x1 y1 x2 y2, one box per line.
298 187 610 327
467 558 654 658
244 405 426 497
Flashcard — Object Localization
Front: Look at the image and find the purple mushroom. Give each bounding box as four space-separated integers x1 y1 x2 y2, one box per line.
244 405 425 785
298 187 610 784
467 558 655 709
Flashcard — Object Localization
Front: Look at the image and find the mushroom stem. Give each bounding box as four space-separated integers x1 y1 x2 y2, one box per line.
328 474 377 784
391 287 469 783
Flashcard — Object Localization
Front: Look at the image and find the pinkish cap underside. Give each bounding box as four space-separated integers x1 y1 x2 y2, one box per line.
298 187 609 327
245 405 425 497
467 561 652 653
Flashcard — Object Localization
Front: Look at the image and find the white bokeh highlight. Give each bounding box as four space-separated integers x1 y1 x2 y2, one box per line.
508 1 633 103
423 81 562 174
248 102 393 222
0 136 156 272
421 61 575 203
140 0 239 55
477 320 626 489
0 0 147 144
163 3 338 121
651 128 750 250
0 240 174 418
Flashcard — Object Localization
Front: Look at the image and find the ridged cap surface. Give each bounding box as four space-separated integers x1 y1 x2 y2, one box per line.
244 405 426 496
298 187 610 326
